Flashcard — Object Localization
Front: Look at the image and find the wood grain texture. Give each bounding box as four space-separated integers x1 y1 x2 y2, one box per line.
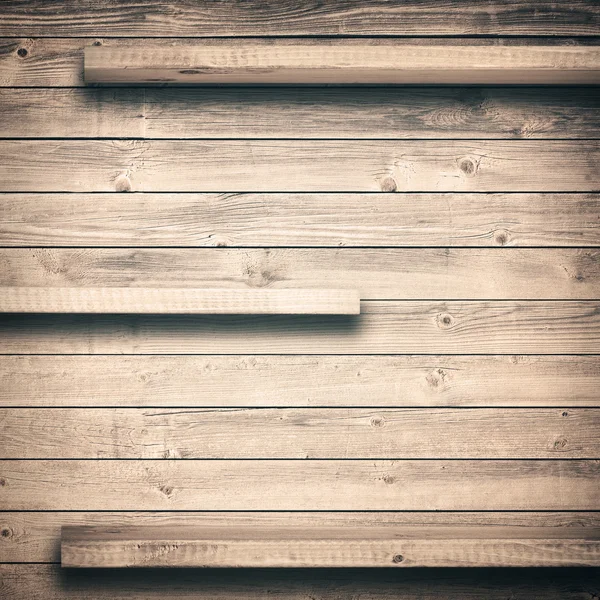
2 1 599 36
2 140 598 192
0 89 144 137
0 301 597 354
60 524 600 568
1 249 598 299
2 194 599 247
3 38 600 87
5 511 600 563
84 44 600 85
0 460 597 511
0 287 360 315
0 38 86 87
3 249 599 299
3 565 599 600
2 88 600 139
2 355 599 408
1 0 599 586
1 408 596 459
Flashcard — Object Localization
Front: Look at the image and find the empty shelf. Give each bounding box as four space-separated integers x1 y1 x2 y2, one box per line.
61 525 600 568
0 287 360 315
84 43 600 85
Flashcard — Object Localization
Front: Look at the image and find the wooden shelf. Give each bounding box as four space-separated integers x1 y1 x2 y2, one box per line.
84 43 600 85
0 287 360 315
61 525 600 568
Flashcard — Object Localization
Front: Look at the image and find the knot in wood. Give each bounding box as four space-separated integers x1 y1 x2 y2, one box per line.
494 229 510 246
436 313 455 329
426 368 447 389
16 47 28 58
457 157 478 177
553 438 568 450
370 415 385 428
115 173 132 192
158 484 174 498
380 176 397 192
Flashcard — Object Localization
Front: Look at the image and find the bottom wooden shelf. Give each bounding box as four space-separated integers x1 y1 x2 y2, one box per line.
61 525 600 568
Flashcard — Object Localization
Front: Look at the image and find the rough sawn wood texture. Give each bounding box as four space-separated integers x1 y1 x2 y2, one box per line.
0 0 598 593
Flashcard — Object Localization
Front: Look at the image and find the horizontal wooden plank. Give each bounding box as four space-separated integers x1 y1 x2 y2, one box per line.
3 38 600 88
1 408 597 459
1 249 598 299
2 355 599 408
0 287 359 315
0 301 597 354
1 460 597 510
5 511 600 563
0 89 145 137
2 1 599 36
2 249 598 299
61 524 600 568
0 38 86 87
2 194 599 247
3 88 600 139
2 140 597 192
84 44 600 85
3 565 599 600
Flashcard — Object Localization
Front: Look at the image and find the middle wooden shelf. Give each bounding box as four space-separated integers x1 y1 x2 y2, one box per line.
0 287 360 315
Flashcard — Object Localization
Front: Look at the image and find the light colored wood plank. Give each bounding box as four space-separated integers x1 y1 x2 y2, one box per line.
3 565 599 600
2 194 598 247
2 249 598 299
2 355 598 408
5 511 600 563
0 460 596 510
1 408 596 459
0 287 359 315
0 301 597 354
0 38 86 87
84 44 600 85
2 140 597 192
0 89 145 137
3 38 599 87
60 524 600 568
3 88 599 139
2 1 599 36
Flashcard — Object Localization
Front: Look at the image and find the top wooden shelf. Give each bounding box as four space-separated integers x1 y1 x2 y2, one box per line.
84 43 600 85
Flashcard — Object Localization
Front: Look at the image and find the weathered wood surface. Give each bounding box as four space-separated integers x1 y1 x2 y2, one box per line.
0 460 597 511
2 1 599 36
5 39 598 88
0 38 86 87
2 140 597 192
0 287 360 315
3 564 599 599
2 408 596 459
2 88 600 139
84 44 600 85
61 524 600 568
5 511 600 563
0 302 597 354
2 194 599 247
2 355 599 408
1 249 598 299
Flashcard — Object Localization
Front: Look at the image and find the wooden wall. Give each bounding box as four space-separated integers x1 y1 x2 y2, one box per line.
0 0 599 596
